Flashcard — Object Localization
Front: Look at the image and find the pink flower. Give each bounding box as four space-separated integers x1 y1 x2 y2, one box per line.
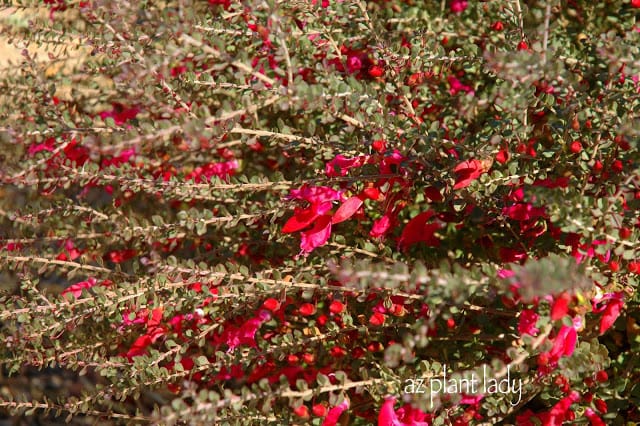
378 398 431 426
28 137 56 156
325 154 369 177
347 55 363 74
322 399 349 426
288 185 342 205
518 309 540 336
332 196 364 224
459 393 484 405
448 76 474 96
124 307 166 359
502 203 546 221
61 277 98 298
539 320 580 371
56 239 83 261
186 160 238 183
101 148 136 168
549 324 578 359
300 214 332 253
311 0 330 8
548 391 580 425
283 185 343 253
99 103 140 126
497 269 516 279
378 150 407 175
592 292 624 335
370 214 393 238
450 0 468 14
216 310 271 351
453 159 491 189
584 408 606 426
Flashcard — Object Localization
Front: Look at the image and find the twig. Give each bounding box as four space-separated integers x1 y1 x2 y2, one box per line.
542 1 552 67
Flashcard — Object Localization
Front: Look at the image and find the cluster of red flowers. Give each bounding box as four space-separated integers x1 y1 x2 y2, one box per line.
25 0 638 423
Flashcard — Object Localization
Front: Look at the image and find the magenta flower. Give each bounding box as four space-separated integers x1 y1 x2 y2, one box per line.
450 0 468 14
283 185 343 253
378 398 430 426
518 309 540 336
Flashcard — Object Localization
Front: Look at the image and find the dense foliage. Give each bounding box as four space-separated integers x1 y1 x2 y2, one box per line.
0 0 639 424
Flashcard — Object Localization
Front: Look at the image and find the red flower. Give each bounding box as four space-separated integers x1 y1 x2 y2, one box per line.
283 185 343 253
498 247 528 263
570 140 582 153
619 227 632 239
56 239 84 261
595 370 608 382
585 408 606 426
61 277 110 298
372 139 387 152
311 0 330 9
453 159 491 189
516 410 551 426
368 65 384 78
101 148 136 168
185 160 238 183
126 335 153 359
330 346 347 357
369 312 386 326
363 187 381 200
329 301 345 314
215 310 271 351
424 186 443 202
28 137 56 156
299 303 316 316
539 322 579 370
398 210 442 250
282 205 323 233
347 55 363 74
502 203 546 221
332 196 363 224
592 292 624 335
533 176 570 188
263 298 280 311
325 154 369 177
378 398 431 426
594 398 608 413
370 214 393 238
125 307 166 359
300 214 333 253
99 103 140 126
496 148 509 164
62 139 90 166
105 249 138 263
548 391 580 425
294 405 309 419
312 404 327 417
518 309 539 336
550 292 571 321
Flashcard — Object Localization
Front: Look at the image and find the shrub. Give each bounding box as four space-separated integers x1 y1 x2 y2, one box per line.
0 0 639 424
